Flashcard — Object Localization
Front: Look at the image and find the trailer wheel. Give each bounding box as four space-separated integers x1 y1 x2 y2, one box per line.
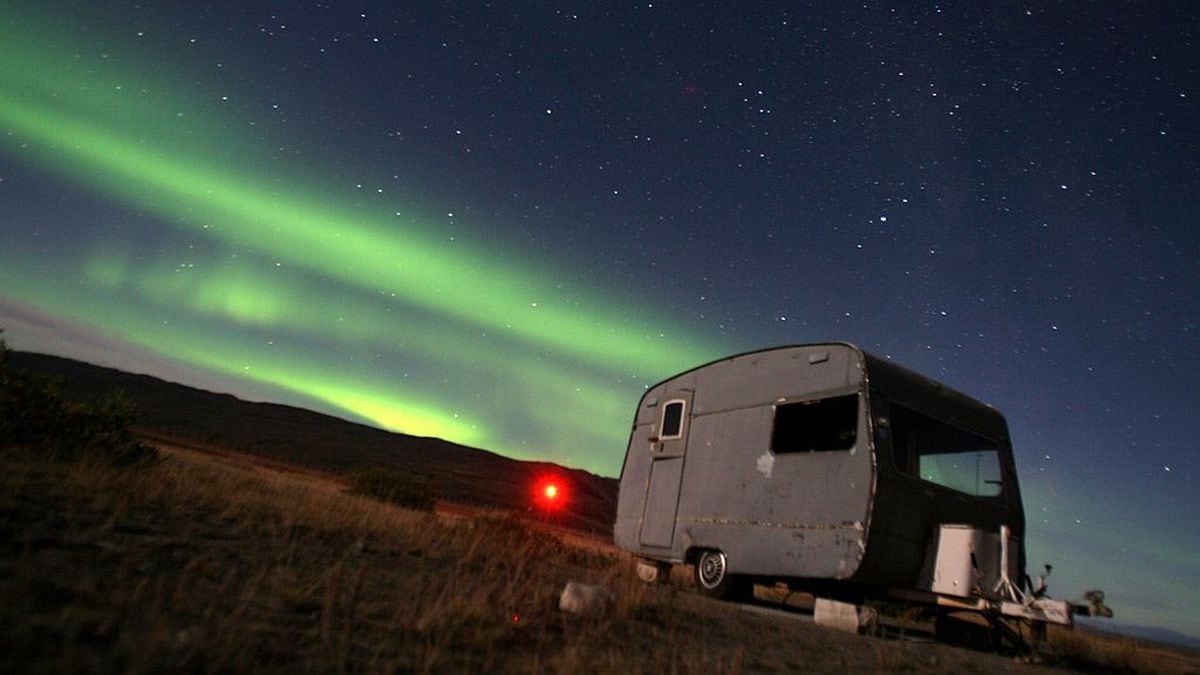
694 549 751 601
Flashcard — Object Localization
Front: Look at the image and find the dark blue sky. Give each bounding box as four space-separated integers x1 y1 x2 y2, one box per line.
1 2 1197 638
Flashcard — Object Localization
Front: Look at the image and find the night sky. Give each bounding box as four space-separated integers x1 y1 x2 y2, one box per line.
1 2 1197 639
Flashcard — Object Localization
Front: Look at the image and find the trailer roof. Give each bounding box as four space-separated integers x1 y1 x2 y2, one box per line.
860 351 1009 443
648 342 1010 443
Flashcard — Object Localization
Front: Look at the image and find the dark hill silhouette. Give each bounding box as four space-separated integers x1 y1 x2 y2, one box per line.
8 350 617 534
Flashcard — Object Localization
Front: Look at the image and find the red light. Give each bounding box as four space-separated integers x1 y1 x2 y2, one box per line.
534 476 566 511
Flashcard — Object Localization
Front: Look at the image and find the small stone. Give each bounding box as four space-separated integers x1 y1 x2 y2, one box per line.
558 581 612 615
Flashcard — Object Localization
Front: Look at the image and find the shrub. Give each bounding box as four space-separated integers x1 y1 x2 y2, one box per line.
345 466 435 511
0 333 157 466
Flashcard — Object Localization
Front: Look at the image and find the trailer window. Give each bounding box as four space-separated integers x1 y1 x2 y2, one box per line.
889 404 1004 497
771 394 858 453
659 400 685 439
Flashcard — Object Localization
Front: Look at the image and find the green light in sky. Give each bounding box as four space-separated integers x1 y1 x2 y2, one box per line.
185 349 486 443
4 261 487 443
0 25 719 376
80 247 638 421
0 8 726 473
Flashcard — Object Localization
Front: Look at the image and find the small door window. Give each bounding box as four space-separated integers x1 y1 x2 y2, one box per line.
660 400 686 439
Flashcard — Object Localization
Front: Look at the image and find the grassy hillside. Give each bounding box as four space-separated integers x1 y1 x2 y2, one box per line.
7 350 618 534
0 444 1022 667
4 345 1197 672
0 441 1125 674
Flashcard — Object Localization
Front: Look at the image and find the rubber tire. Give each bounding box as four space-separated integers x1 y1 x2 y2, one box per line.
694 549 752 601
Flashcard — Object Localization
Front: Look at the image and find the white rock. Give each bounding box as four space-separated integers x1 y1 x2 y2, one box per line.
558 581 612 615
814 598 877 634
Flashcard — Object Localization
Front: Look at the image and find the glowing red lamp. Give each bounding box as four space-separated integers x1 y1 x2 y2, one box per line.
534 476 566 511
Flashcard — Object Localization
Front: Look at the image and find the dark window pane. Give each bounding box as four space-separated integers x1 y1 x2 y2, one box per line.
771 394 858 453
661 400 684 438
889 403 1004 497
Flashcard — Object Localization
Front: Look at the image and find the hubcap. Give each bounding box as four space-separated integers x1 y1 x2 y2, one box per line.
698 551 726 588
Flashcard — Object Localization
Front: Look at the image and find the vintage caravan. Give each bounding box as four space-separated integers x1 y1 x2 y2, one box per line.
614 343 1068 621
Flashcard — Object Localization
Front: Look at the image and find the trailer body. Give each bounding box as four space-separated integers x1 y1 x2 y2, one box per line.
614 343 1027 599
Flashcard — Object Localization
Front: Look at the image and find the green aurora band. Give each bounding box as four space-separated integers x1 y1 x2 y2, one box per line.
0 11 728 472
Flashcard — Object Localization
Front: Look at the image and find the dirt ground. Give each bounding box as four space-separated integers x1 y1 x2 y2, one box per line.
2 441 1195 673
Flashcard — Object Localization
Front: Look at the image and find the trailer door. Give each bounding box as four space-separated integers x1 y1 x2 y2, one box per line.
639 391 692 548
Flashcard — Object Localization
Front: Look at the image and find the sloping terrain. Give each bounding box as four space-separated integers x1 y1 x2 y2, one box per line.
8 351 617 534
2 442 1114 674
4 351 1198 672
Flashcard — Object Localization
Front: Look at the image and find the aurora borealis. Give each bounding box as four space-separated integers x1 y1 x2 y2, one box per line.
2 2 1198 642
0 4 723 457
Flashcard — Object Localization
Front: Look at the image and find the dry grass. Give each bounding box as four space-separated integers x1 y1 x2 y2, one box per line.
1044 624 1200 674
2 442 1195 673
